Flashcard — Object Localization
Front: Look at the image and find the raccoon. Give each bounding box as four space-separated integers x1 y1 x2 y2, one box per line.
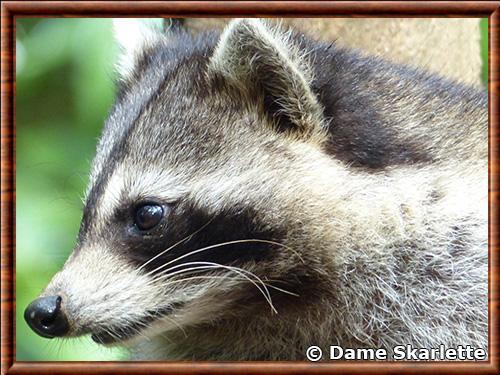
24 18 488 361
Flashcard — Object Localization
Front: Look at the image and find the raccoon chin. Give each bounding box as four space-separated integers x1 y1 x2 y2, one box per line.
91 330 134 346
90 303 184 345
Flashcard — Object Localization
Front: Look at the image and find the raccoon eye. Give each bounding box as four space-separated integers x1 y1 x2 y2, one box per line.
134 204 164 231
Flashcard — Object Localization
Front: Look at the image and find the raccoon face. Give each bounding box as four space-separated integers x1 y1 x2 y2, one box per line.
25 19 336 346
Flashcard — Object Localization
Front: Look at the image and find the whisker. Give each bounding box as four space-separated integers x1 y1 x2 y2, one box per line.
264 284 300 297
158 332 175 345
153 262 275 312
148 264 221 285
137 218 215 272
160 315 188 339
143 239 302 278
150 274 241 289
153 273 299 297
149 261 277 314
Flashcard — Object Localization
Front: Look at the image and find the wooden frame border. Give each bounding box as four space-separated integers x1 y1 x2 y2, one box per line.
1 1 499 374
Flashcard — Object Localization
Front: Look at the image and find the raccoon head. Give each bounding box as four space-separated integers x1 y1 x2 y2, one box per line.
25 19 340 347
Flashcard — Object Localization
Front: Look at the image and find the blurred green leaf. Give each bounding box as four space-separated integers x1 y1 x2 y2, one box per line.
16 18 124 361
480 18 488 85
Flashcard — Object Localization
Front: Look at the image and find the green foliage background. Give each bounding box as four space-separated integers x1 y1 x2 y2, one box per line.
15 18 489 361
16 18 124 361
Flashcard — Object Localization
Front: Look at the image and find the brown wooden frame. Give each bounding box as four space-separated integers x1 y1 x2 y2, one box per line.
1 1 499 374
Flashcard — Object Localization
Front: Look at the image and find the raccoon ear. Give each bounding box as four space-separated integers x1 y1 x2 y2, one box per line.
113 19 163 80
209 19 325 141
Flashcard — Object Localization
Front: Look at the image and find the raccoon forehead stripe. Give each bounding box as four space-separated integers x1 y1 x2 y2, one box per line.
88 50 179 198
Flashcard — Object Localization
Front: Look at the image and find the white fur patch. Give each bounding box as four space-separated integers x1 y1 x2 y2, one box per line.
97 165 188 226
113 18 162 79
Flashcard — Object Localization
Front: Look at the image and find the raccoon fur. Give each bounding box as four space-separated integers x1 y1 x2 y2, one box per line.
185 18 483 86
25 18 488 361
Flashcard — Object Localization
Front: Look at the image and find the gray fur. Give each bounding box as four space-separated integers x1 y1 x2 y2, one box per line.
33 19 487 360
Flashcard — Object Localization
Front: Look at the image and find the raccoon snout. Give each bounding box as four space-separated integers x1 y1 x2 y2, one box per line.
24 295 69 338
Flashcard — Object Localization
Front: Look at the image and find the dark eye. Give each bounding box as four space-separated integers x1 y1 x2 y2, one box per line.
134 204 164 231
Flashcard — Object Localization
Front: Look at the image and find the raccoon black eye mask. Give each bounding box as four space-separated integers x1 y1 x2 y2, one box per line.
25 18 487 361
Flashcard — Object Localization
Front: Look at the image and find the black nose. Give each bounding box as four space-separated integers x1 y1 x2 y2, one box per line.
24 295 69 338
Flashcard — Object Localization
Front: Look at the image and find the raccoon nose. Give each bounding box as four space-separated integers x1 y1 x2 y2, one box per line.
24 295 69 338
